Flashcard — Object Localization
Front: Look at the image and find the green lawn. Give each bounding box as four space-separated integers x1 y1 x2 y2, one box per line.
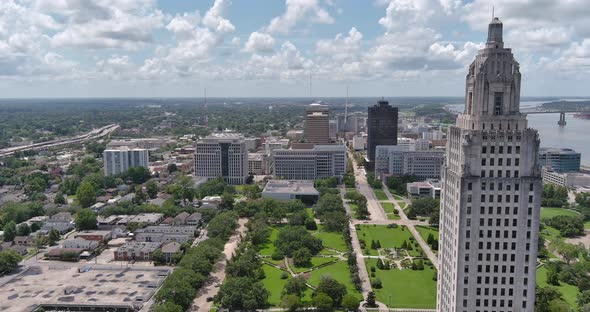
585 220 590 229
306 208 315 219
366 258 437 309
262 264 290 306
541 226 561 241
393 194 403 201
259 227 280 256
537 266 580 308
381 202 395 213
541 207 581 220
313 228 348 252
356 225 418 256
308 261 362 300
416 225 439 241
387 213 401 220
373 189 388 201
349 203 358 214
398 202 407 209
290 257 339 273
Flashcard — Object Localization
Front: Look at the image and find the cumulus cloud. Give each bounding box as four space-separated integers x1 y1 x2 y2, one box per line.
244 32 276 53
267 0 334 34
37 0 165 50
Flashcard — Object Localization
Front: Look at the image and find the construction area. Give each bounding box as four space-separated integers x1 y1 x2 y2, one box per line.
0 265 170 312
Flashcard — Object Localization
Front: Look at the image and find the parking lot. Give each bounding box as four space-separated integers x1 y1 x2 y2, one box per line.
0 265 169 312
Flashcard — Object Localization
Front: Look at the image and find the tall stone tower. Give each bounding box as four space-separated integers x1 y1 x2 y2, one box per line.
437 17 541 312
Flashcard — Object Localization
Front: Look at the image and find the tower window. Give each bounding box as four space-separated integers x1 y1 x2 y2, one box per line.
494 92 503 115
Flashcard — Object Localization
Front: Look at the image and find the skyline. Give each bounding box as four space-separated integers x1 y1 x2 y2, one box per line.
0 0 589 98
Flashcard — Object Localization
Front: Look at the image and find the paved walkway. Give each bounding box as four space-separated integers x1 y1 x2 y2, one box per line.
191 218 248 312
382 186 438 270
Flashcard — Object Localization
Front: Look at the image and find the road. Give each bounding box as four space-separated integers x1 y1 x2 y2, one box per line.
191 218 248 312
0 124 119 158
349 152 387 221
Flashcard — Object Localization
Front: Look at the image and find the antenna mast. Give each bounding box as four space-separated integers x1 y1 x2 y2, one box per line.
204 88 209 128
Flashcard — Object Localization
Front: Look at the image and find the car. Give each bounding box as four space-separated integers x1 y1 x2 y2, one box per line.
214 283 221 287
206 297 214 302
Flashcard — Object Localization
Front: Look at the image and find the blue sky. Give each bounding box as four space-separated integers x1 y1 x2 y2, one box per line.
0 0 589 97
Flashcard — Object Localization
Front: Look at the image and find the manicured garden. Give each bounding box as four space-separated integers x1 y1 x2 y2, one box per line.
381 202 395 213
416 225 439 241
356 224 420 256
365 258 437 309
308 261 362 300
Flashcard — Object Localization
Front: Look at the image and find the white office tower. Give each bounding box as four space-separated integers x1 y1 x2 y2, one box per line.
437 17 541 312
103 148 149 176
194 133 248 185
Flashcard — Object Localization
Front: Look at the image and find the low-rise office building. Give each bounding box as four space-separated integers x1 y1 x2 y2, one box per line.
375 145 444 180
542 167 590 188
114 242 161 261
407 179 442 198
262 180 320 203
272 144 347 180
539 147 581 173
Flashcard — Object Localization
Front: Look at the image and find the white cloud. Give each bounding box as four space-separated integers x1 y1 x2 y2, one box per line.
202 0 235 34
244 32 276 53
38 0 165 50
315 27 363 60
267 0 334 34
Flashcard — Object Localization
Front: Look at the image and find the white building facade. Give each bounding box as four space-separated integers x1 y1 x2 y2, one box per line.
194 133 248 185
375 145 444 180
272 144 347 180
437 18 541 312
103 148 149 176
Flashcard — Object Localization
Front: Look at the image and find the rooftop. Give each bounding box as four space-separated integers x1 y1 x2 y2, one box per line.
263 180 319 195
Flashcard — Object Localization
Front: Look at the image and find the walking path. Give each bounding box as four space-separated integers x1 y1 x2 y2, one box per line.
382 186 438 270
191 218 248 312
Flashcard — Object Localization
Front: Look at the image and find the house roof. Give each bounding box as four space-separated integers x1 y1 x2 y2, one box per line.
161 242 181 253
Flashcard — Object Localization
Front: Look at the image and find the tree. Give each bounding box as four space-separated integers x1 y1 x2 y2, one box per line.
48 229 60 245
281 294 302 312
2 221 16 242
75 208 97 231
313 292 334 311
535 287 563 312
167 163 178 174
220 191 235 210
0 250 22 274
579 290 590 309
54 192 66 205
283 276 308 297
16 223 31 236
315 276 347 306
341 294 360 311
547 266 560 286
146 180 158 199
293 247 312 267
76 181 96 208
153 302 183 312
366 291 377 308
126 166 151 184
152 249 165 265
371 278 382 289
217 277 269 310
30 222 41 232
242 184 261 200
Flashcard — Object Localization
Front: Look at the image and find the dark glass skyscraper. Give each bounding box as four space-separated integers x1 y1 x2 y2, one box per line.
367 100 398 167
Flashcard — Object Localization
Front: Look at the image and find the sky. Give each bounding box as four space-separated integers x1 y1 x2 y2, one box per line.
0 0 589 98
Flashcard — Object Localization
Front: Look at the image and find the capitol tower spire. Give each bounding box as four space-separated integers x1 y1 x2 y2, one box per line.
436 16 542 312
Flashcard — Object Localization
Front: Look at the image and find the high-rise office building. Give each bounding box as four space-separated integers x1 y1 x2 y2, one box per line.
367 100 398 167
437 17 541 312
103 148 149 176
305 104 330 144
194 133 248 185
538 147 581 172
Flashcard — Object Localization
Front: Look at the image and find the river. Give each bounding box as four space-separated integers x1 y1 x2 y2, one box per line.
447 101 590 166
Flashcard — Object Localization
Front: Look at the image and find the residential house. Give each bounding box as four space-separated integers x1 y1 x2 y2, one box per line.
74 230 112 243
161 242 181 263
114 242 161 261
173 212 190 225
13 236 33 246
62 238 99 250
9 245 28 256
186 212 202 227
